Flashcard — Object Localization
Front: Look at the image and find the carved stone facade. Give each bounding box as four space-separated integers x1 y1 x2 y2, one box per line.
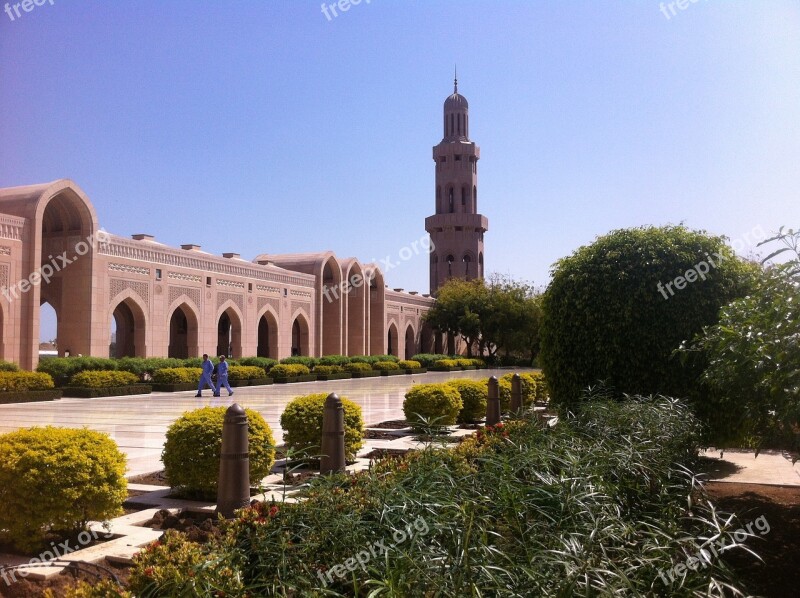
0 180 435 369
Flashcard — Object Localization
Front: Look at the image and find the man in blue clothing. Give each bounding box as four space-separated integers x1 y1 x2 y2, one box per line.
196 353 217 397
214 354 234 397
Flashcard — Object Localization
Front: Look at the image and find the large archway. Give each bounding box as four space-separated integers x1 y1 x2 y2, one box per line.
387 322 398 356
291 313 310 356
367 267 385 355
344 262 366 356
110 297 147 358
257 310 279 358
321 258 342 356
216 306 243 358
168 303 199 359
404 324 416 360
39 190 96 358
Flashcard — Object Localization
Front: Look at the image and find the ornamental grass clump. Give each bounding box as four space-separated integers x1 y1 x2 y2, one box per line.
162 406 275 499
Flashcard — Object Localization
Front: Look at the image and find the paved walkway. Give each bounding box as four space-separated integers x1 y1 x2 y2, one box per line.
701 448 800 486
0 368 523 477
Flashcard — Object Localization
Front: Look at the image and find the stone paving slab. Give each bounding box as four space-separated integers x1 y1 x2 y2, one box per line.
701 448 800 486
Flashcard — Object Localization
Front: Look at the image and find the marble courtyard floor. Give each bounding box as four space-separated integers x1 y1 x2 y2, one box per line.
0 368 523 477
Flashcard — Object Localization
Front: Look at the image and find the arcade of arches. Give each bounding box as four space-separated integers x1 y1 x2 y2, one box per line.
0 180 438 369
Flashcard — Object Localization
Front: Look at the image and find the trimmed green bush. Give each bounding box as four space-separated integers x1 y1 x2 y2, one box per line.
69 370 139 388
237 357 278 372
36 357 118 386
528 371 549 402
0 371 55 391
411 353 451 367
162 406 276 499
348 355 373 364
317 355 351 366
227 365 268 381
540 225 758 408
374 360 400 371
448 379 488 423
0 427 126 552
0 360 19 372
344 362 372 373
370 354 399 363
280 356 318 368
280 393 364 461
403 383 463 428
398 360 422 369
270 363 311 378
433 359 460 369
152 367 203 384
498 372 537 410
115 357 184 378
313 365 344 375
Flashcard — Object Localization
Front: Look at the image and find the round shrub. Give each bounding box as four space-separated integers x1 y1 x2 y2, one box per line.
313 365 344 375
0 427 127 552
0 360 19 372
280 393 364 460
403 383 463 428
529 371 549 402
499 373 537 407
0 371 55 391
238 357 278 372
370 354 399 363
344 362 372 373
539 225 758 408
434 359 459 369
69 370 139 388
227 365 267 381
36 357 118 386
374 360 400 371
152 367 202 384
448 379 488 423
348 355 373 364
162 406 276 499
398 360 422 369
269 363 311 378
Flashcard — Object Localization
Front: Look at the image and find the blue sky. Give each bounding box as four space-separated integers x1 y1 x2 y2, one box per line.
1 1 799 340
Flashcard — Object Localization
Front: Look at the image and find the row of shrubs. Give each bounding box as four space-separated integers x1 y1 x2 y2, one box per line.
0 370 545 551
66 398 750 597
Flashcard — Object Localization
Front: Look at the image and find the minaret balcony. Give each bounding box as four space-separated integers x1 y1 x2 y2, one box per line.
425 213 488 232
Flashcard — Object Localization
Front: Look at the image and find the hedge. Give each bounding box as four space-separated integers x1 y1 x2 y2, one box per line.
62 385 152 398
448 379 488 423
374 361 400 371
403 383 463 429
269 364 311 378
69 370 140 388
152 367 203 385
0 371 55 391
227 365 268 381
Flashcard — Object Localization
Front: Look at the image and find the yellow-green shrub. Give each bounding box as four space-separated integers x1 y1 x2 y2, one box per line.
434 359 459 369
448 379 488 423
280 393 364 460
226 365 267 381
0 360 19 372
0 370 54 391
313 365 344 375
269 363 311 378
456 359 474 368
162 406 276 499
528 371 549 402
152 367 202 384
398 360 422 369
0 427 126 552
470 358 486 367
496 373 538 411
403 383 463 428
69 370 139 388
344 362 372 373
374 360 400 371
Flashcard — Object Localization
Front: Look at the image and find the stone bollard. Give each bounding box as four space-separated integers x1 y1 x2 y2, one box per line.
216 403 250 519
486 376 501 426
510 373 523 415
320 393 346 474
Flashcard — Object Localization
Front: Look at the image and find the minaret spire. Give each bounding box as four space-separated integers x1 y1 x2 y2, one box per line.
454 65 458 93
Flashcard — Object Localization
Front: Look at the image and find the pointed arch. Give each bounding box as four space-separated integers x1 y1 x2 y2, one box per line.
216 301 244 358
290 310 311 357
404 323 417 360
343 260 366 356
109 290 148 357
387 320 399 356
167 301 200 359
365 265 385 355
256 306 279 359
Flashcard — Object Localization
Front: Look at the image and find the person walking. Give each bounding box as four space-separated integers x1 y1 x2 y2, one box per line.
215 355 234 397
196 353 217 397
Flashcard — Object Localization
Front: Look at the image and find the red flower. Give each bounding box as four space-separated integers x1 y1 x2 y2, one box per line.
269 505 279 517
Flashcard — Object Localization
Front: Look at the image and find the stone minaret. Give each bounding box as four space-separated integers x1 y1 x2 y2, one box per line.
426 74 489 295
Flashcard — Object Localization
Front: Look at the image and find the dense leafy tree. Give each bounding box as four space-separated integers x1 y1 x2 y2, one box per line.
539 225 758 408
683 228 800 449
